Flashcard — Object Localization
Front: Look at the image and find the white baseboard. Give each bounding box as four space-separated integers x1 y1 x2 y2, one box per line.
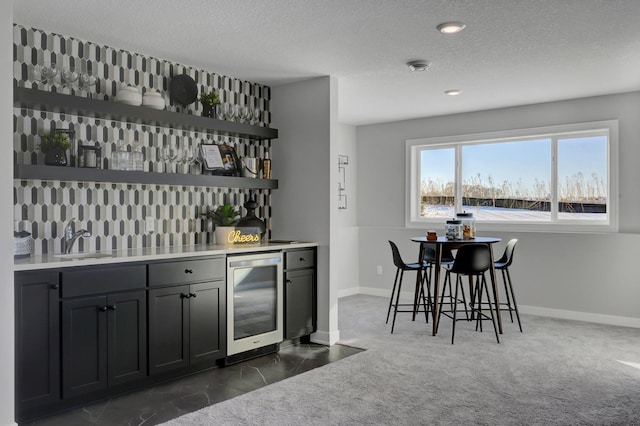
340 287 640 329
339 286 416 301
337 287 362 298
519 305 640 329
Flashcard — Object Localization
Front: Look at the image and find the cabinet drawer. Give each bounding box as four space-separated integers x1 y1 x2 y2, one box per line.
285 249 315 270
148 257 225 286
62 265 146 298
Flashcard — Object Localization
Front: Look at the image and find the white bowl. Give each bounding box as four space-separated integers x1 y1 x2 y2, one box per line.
116 86 142 106
142 90 165 110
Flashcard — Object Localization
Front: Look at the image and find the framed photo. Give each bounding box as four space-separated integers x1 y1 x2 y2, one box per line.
200 143 240 176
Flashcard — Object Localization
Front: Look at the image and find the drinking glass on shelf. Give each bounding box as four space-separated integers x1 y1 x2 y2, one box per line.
217 104 226 120
252 108 261 125
79 69 98 98
29 64 44 85
41 62 58 89
155 146 165 172
190 145 202 175
225 104 237 122
130 141 144 171
180 146 193 174
61 66 78 90
174 146 183 172
164 144 179 173
239 106 250 123
111 140 129 170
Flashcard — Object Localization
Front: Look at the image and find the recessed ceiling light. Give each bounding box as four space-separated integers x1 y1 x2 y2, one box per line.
437 22 466 34
445 89 462 96
407 60 430 72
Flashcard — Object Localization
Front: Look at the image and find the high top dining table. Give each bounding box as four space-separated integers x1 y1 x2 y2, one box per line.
410 236 503 336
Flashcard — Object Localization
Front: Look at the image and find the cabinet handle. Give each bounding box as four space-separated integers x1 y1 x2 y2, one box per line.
108 305 117 311
185 269 193 274
299 258 307 262
50 284 59 290
286 279 293 283
180 293 189 299
99 306 108 312
189 293 197 298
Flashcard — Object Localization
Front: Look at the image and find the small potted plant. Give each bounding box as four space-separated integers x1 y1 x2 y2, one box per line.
199 90 221 118
39 131 72 166
201 202 239 244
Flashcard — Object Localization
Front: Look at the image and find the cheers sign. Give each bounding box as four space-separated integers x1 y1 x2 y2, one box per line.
223 228 261 244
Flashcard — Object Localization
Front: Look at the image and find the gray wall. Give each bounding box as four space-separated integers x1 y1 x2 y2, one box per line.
333 122 359 296
2 3 15 424
356 92 640 326
271 76 338 344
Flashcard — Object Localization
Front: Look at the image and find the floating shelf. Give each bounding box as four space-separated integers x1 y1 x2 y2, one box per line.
15 164 278 190
13 87 278 141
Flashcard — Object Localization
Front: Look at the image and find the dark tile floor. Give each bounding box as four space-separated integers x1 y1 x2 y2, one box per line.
24 343 363 426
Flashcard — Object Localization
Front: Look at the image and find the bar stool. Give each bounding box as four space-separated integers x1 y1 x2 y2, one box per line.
437 243 500 344
494 239 523 332
386 241 431 334
422 244 456 316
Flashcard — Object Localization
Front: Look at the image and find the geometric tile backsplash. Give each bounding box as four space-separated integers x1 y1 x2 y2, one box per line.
13 24 274 255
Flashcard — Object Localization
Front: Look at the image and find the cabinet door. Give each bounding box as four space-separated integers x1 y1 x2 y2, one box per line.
148 285 189 375
62 296 108 398
189 281 226 364
15 271 60 419
284 269 315 339
107 291 147 386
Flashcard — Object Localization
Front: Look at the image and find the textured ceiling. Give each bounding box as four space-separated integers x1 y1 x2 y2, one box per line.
13 0 640 126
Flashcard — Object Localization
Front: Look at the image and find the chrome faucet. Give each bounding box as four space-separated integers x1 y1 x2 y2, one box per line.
64 219 91 254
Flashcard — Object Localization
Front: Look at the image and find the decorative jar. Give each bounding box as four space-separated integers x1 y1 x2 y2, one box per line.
456 212 476 239
445 219 463 240
116 85 142 106
142 90 165 110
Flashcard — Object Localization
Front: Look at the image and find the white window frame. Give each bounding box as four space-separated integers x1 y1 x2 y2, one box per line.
405 120 619 233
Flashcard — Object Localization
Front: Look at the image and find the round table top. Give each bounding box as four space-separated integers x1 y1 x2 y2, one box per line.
411 236 501 244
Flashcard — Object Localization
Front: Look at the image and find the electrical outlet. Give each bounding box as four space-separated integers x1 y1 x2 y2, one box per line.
145 216 155 233
376 265 383 275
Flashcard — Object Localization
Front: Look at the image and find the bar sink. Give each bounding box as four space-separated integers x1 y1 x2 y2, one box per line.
54 252 115 261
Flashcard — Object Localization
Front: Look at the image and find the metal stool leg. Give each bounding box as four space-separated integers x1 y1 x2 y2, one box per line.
390 270 404 334
481 274 500 343
419 269 430 324
501 269 515 322
423 267 433 322
476 273 500 343
451 275 461 344
386 267 401 324
436 270 451 335
474 275 484 332
505 268 523 332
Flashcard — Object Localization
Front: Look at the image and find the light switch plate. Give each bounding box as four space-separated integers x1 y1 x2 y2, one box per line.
145 216 154 233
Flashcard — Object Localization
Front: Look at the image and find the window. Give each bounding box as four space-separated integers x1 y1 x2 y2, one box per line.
406 121 618 232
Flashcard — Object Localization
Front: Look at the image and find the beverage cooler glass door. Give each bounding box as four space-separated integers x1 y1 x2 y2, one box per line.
226 252 283 356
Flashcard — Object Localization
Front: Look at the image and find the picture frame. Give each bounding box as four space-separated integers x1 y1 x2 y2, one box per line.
200 143 240 176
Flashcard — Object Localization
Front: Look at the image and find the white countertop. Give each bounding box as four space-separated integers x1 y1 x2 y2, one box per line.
14 241 318 271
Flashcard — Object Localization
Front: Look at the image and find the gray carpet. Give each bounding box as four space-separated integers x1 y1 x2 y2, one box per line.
161 294 640 425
